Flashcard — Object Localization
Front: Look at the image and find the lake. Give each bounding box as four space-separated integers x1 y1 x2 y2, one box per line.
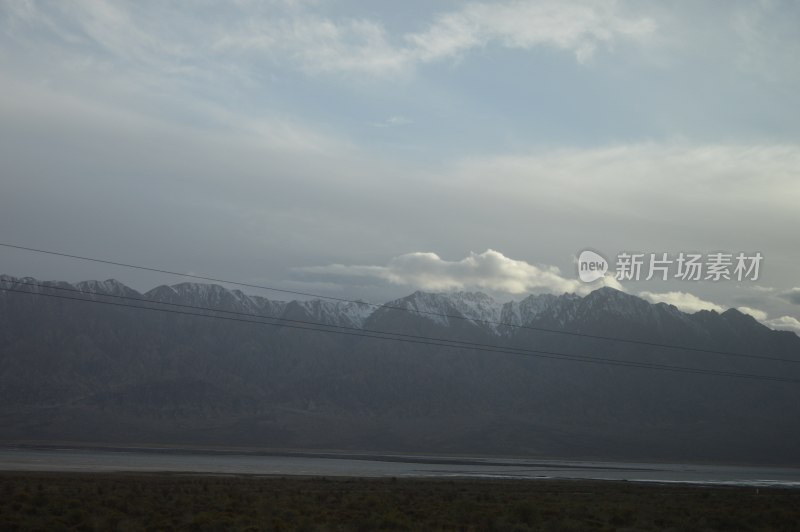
1 447 798 488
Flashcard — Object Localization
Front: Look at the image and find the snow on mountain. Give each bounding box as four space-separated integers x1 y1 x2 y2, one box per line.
0 275 87 295
282 299 373 328
498 293 578 330
380 290 501 329
145 282 287 318
336 300 375 328
247 295 288 319
1 274 690 334
170 282 263 314
140 280 368 326
5 275 789 341
76 279 142 298
448 291 502 326
143 284 182 303
572 287 694 329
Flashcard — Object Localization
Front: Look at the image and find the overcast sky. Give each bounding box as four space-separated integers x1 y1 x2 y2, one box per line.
1 0 799 333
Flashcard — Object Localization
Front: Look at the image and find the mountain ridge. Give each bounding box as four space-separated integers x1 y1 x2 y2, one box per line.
1 273 799 464
1 274 790 339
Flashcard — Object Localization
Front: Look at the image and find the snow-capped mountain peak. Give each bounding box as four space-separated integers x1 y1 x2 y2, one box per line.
282 298 374 328
75 279 140 298
3 275 794 340
380 290 501 328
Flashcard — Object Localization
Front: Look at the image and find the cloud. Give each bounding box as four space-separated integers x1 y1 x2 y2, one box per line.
3 1 655 85
638 293 798 336
217 16 411 76
779 287 800 305
299 255 799 334
444 142 800 253
764 315 800 335
298 249 623 295
730 0 800 84
638 291 724 313
387 115 413 125
0 72 354 160
213 1 655 76
749 285 776 293
407 1 656 65
736 306 769 322
451 142 800 197
3 0 193 74
372 115 413 128
2 3 798 333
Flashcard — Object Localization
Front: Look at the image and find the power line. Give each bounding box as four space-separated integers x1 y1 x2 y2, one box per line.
3 279 550 356
6 278 800 367
0 241 795 365
2 285 799 384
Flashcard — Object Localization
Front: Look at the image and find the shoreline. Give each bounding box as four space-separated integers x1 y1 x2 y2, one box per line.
2 440 798 470
1 446 799 489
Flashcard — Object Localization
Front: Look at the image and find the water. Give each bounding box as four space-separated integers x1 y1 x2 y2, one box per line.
1 448 798 488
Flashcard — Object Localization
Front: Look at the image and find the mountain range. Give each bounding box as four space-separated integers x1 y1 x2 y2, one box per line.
1 274 799 465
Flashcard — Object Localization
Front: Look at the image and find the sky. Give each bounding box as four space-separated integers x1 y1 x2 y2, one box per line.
1 0 799 333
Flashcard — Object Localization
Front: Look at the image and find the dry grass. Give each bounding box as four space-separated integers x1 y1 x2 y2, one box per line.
0 471 798 531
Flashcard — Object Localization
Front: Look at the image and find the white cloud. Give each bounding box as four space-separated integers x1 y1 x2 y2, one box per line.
765 315 800 334
0 72 354 158
387 115 413 125
638 291 724 313
407 1 656 65
451 142 800 194
444 142 800 241
736 306 769 322
372 115 413 128
217 16 412 76
730 0 800 84
299 249 623 295
750 285 776 293
5 0 192 74
779 287 800 305
212 0 655 76
638 293 799 335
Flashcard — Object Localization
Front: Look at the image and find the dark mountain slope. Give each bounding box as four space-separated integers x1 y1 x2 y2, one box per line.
1 275 799 464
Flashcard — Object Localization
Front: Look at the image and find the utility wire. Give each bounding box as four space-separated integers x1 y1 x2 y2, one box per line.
3 279 545 355
6 278 800 367
0 241 796 365
2 285 799 384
